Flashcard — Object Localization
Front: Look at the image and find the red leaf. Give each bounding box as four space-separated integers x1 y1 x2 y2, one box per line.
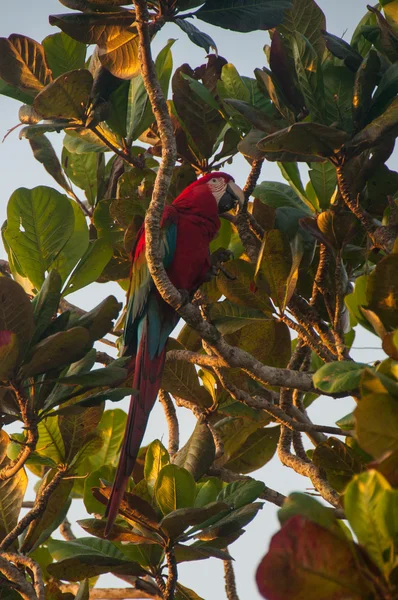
256 515 372 600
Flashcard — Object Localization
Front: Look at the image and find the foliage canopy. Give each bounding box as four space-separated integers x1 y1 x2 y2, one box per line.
2 0 398 599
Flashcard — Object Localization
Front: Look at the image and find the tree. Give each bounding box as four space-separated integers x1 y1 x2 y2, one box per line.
0 0 398 598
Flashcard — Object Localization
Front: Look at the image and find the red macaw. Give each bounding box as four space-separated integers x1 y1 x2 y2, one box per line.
105 172 244 534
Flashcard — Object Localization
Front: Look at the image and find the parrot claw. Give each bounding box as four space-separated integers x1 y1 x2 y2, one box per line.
205 248 235 281
210 248 234 268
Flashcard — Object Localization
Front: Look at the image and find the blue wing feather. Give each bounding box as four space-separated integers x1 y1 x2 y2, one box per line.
123 220 178 358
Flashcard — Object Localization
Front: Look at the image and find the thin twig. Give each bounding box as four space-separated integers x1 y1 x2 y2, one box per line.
158 390 179 457
0 468 66 551
96 351 114 366
91 125 145 169
280 314 334 363
59 516 75 541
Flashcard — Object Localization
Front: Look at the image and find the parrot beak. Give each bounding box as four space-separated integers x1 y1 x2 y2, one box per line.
218 181 245 213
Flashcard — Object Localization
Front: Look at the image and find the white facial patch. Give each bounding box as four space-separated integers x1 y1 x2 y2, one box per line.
207 177 228 203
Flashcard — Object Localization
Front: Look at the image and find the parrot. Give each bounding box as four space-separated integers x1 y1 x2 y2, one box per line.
104 172 244 535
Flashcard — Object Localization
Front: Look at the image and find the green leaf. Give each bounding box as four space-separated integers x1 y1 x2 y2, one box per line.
3 186 75 289
208 300 270 334
52 199 90 285
277 0 326 57
323 30 363 71
48 11 136 46
258 122 349 158
313 361 368 394
0 34 52 94
161 339 212 406
254 180 312 213
312 438 364 493
0 431 28 541
197 502 263 540
63 238 113 296
173 422 215 481
223 426 280 474
19 326 91 379
345 470 396 573
292 33 324 124
34 69 92 120
277 162 311 209
0 77 35 104
217 259 272 314
31 270 62 344
175 18 217 54
195 478 223 508
195 0 292 33
172 60 225 160
256 515 373 600
84 465 115 515
144 440 170 500
308 162 337 210
0 277 34 364
47 537 145 581
349 96 398 155
62 147 98 205
99 31 140 80
85 410 126 475
20 472 73 553
175 583 204 600
217 479 265 508
42 32 86 79
0 331 19 381
278 492 342 533
155 464 196 516
255 229 293 313
59 404 103 464
29 135 72 192
355 369 398 459
160 502 229 539
37 417 65 463
366 253 398 330
73 295 121 344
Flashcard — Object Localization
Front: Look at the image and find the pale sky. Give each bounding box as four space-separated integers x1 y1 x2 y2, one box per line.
0 2 386 599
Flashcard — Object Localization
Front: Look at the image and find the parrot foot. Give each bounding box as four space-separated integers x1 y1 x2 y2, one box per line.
205 248 235 281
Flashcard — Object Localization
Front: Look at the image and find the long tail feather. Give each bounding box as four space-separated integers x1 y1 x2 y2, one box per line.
105 325 165 536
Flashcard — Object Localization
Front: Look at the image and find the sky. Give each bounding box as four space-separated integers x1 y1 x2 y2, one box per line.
0 2 387 600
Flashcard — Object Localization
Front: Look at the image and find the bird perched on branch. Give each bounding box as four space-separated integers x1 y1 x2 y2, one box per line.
105 172 244 535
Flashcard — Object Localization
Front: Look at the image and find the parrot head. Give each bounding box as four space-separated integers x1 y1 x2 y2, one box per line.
201 172 245 213
173 172 244 215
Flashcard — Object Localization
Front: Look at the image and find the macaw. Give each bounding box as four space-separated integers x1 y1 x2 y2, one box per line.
105 172 244 535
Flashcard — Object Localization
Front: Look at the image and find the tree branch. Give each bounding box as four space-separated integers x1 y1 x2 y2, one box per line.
164 547 178 600
335 161 396 253
159 390 179 457
0 554 39 600
224 556 240 600
0 387 38 481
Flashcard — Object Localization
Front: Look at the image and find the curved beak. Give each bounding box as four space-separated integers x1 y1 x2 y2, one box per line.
218 181 245 214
